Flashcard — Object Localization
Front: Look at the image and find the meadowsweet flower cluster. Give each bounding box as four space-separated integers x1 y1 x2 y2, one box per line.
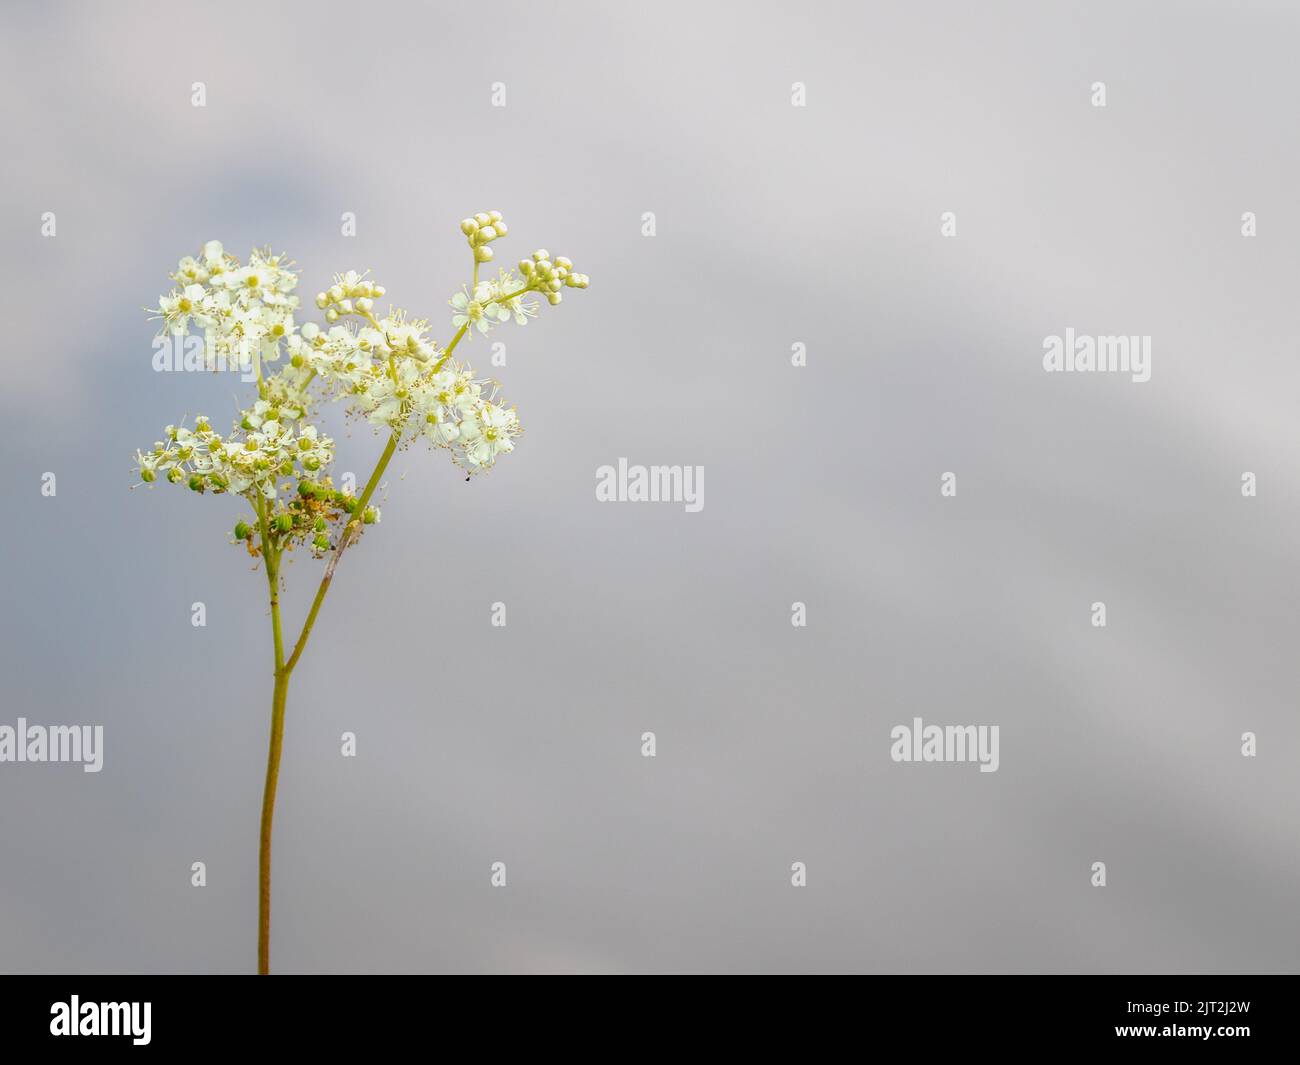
133 210 589 976
155 242 301 371
135 211 588 556
135 416 333 499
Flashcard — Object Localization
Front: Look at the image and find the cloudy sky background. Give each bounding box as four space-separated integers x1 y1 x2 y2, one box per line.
1 0 1298 972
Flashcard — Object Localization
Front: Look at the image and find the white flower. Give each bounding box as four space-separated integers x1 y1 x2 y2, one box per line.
478 269 537 325
450 289 494 336
358 358 423 429
457 399 520 468
154 284 209 335
172 256 210 285
421 407 461 447
382 319 435 362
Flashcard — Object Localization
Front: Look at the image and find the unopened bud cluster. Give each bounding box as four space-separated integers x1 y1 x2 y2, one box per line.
315 270 387 324
519 250 589 306
461 210 509 262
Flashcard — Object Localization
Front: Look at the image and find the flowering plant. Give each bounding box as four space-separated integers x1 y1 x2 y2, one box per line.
133 213 589 973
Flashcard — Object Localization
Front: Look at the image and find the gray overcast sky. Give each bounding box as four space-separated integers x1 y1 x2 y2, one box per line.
1 0 1298 973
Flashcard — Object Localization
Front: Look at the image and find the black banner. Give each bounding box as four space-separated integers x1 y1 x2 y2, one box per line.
1 977 1291 1052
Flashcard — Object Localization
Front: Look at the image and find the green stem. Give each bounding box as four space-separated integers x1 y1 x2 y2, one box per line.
253 285 528 971
253 493 286 974
259 668 288 975
282 431 398 674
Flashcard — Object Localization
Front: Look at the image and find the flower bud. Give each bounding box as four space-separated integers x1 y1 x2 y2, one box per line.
325 308 340 322
328 284 345 301
356 297 373 313
474 212 491 227
461 218 478 235
479 226 497 242
475 245 494 262
488 210 503 223
315 292 329 309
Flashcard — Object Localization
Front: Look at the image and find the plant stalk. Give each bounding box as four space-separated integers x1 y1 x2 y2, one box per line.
253 287 520 972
